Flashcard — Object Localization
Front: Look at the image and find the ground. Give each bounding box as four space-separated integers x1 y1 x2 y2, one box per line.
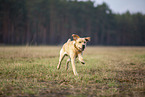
0 46 145 97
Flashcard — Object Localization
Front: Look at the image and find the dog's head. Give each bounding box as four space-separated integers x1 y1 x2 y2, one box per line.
72 34 90 51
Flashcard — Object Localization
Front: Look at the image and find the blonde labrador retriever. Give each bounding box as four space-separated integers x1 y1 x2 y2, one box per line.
57 34 90 76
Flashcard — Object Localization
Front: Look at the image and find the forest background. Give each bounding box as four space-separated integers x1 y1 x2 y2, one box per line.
0 0 145 46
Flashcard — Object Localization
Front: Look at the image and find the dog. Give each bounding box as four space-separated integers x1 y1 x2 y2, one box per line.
57 34 90 76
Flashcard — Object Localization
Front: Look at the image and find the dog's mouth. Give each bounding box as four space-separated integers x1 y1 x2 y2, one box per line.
78 45 85 51
82 45 85 50
78 47 82 50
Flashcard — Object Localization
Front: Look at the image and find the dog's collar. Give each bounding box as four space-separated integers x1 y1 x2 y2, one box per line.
74 41 82 52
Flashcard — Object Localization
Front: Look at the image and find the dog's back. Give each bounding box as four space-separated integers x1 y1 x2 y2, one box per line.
62 39 74 55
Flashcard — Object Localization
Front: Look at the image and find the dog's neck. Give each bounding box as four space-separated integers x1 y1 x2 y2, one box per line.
73 41 82 52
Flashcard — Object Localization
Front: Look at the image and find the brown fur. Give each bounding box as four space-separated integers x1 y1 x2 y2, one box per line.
57 34 90 76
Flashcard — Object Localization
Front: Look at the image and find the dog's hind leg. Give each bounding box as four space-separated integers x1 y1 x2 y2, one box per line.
57 49 66 69
66 58 71 70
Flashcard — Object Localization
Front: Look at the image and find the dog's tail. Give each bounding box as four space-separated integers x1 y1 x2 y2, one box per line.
67 39 71 43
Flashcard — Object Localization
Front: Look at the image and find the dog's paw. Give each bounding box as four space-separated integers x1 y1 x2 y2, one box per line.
81 61 85 64
74 72 79 76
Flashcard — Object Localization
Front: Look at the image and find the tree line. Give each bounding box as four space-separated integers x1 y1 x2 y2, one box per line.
0 0 145 46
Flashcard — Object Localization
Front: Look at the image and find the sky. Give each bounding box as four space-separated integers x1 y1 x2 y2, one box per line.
78 0 145 14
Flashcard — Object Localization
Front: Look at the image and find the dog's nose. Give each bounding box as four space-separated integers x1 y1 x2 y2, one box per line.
82 45 85 50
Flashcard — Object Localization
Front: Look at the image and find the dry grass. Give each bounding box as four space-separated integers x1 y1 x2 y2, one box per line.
0 46 145 97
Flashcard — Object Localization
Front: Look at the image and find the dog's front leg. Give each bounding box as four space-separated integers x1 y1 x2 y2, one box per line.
70 53 78 76
78 53 85 64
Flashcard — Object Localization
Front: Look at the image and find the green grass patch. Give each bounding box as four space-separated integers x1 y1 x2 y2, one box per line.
0 46 145 96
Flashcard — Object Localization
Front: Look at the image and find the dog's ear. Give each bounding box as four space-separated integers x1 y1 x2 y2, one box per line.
85 37 91 42
72 34 80 40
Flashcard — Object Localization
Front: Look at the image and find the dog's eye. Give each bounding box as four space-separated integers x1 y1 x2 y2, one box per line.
79 41 81 43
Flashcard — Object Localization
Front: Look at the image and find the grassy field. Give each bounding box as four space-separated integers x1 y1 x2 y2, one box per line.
0 46 145 97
